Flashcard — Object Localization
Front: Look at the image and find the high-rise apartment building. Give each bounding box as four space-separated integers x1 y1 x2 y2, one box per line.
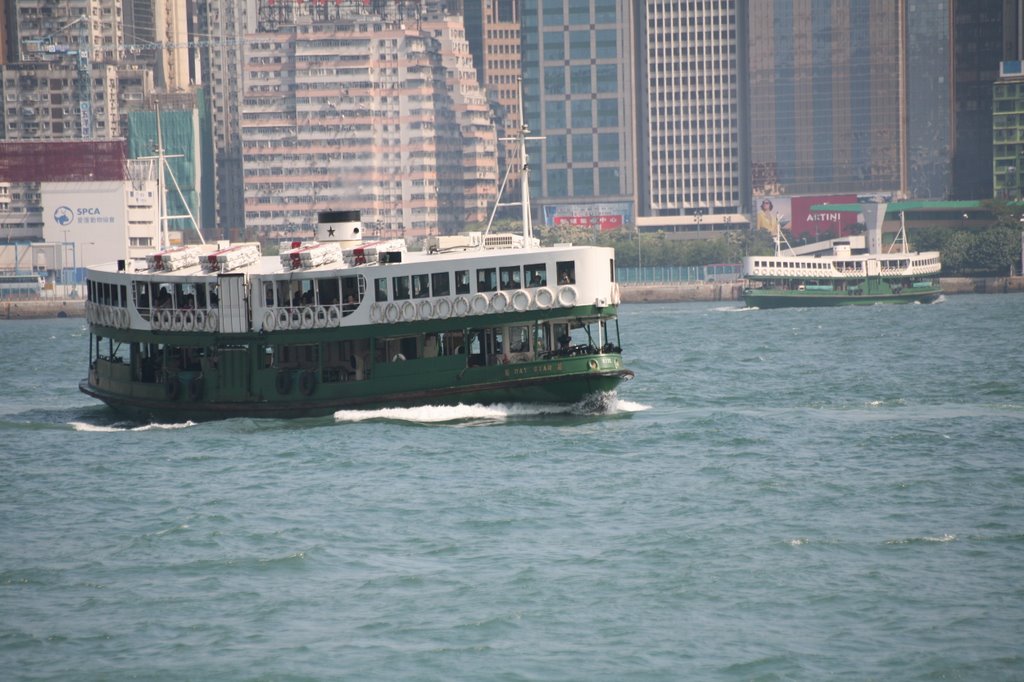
639 0 749 225
519 0 638 231
194 0 249 235
240 3 497 241
2 0 126 140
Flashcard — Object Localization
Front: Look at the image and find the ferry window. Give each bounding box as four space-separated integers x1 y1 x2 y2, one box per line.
264 282 275 306
476 268 497 292
525 264 546 287
508 325 530 353
412 274 430 298
374 277 388 302
609 258 616 282
277 281 294 308
134 281 150 312
455 270 470 294
535 323 550 353
392 275 410 300
195 283 208 309
341 276 362 312
499 266 522 290
317 277 340 305
431 272 451 297
556 261 576 284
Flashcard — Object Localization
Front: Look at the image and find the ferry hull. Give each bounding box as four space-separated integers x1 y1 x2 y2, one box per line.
80 356 633 421
743 287 941 309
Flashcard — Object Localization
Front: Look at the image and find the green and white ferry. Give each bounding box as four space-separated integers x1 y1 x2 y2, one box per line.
742 205 942 308
79 209 633 420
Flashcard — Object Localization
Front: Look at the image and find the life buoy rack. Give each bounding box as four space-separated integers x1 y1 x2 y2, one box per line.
557 285 578 307
384 302 399 323
299 370 316 396
327 305 341 326
511 290 531 312
434 298 452 319
470 293 489 315
418 300 433 320
535 287 554 309
490 291 510 313
401 300 416 322
275 370 292 395
264 310 277 332
187 376 203 401
453 296 470 317
164 376 181 401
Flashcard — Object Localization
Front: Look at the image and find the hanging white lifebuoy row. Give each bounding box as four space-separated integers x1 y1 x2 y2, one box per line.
362 285 579 326
150 307 218 332
87 303 132 329
262 305 344 332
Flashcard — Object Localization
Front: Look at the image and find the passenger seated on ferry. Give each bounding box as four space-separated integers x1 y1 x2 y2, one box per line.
155 289 172 308
558 332 572 352
529 273 543 286
559 272 571 284
343 294 357 312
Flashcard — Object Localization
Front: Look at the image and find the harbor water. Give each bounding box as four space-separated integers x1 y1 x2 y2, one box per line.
2 294 1022 680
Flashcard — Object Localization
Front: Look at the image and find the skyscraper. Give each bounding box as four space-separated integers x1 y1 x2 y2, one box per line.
748 1 905 198
639 0 749 223
519 0 638 231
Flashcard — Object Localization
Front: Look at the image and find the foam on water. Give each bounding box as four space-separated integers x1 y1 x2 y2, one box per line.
68 420 197 432
333 393 651 424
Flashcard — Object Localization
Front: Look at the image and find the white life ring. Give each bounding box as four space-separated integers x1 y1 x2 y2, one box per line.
470 293 489 315
160 309 173 330
301 307 315 329
264 310 277 332
453 296 470 317
98 306 108 326
370 303 382 323
194 310 206 330
557 285 578 308
313 306 328 329
511 290 531 312
206 310 218 332
418 300 434 320
182 310 195 331
277 309 290 330
434 298 452 319
327 305 341 326
535 287 554 309
171 310 184 331
489 291 509 313
384 302 399 323
401 300 416 322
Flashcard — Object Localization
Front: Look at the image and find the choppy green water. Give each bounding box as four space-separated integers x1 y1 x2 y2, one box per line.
2 294 1023 680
